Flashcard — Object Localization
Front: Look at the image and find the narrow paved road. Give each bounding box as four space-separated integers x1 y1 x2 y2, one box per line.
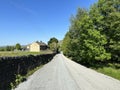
15 54 120 90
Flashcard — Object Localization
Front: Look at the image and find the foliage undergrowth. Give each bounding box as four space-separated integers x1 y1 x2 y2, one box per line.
10 65 43 89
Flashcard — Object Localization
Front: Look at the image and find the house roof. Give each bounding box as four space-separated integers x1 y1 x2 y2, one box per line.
35 41 47 46
27 41 47 47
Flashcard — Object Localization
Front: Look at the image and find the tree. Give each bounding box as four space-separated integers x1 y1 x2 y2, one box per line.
62 8 111 64
5 46 11 51
48 37 59 52
4 46 14 51
62 0 120 64
62 32 72 56
48 37 58 45
0 47 5 51
90 0 120 61
49 42 57 51
15 43 21 50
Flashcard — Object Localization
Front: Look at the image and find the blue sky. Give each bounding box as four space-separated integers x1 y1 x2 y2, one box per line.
0 0 97 46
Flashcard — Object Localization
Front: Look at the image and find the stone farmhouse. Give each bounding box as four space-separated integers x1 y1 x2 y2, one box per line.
27 41 48 52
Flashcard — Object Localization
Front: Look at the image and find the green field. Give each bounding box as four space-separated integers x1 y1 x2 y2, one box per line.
0 50 53 57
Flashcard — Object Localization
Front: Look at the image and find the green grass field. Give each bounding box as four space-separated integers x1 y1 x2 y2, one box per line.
92 63 120 80
0 50 53 57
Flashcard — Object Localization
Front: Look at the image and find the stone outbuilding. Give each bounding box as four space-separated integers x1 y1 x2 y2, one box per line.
27 41 48 52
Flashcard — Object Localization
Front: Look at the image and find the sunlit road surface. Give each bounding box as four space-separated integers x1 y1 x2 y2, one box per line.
15 54 120 90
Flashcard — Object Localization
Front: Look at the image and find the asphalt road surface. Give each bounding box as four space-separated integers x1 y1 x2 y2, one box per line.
15 54 120 90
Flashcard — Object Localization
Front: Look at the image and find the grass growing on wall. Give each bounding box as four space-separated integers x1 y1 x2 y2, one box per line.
11 65 43 89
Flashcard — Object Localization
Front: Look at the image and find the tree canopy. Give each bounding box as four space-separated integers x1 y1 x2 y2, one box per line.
15 43 21 50
62 0 120 64
48 37 59 52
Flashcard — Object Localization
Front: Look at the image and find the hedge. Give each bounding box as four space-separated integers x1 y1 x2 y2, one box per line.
0 53 56 90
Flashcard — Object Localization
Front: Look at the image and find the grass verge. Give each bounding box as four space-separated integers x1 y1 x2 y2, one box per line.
11 65 43 89
91 63 120 80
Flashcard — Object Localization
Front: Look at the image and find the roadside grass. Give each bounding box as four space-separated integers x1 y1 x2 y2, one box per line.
91 63 120 80
96 67 120 80
25 65 43 78
11 65 43 89
0 50 53 57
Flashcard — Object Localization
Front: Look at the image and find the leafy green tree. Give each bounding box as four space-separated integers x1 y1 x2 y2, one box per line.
0 46 14 51
62 8 111 64
48 37 58 45
62 0 120 64
62 32 72 56
90 0 120 61
48 37 59 52
49 42 58 52
15 43 21 50
5 46 11 51
0 47 5 51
